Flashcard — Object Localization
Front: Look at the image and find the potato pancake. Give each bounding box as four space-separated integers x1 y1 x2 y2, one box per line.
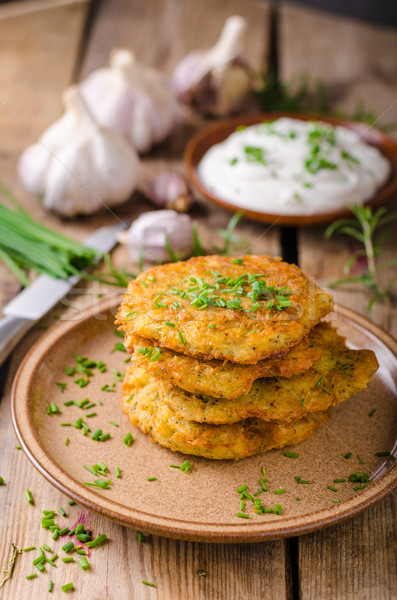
117 255 333 364
122 368 328 460
126 323 326 400
154 330 379 424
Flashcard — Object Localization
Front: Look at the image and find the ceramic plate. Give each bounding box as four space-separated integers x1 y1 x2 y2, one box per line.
12 299 397 542
184 112 397 226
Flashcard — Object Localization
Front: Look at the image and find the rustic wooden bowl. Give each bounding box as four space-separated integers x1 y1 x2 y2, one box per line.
184 112 397 227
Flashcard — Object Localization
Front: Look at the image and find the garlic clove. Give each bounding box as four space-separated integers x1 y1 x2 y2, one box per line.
80 48 180 154
121 209 194 263
172 15 251 117
148 172 193 212
18 85 139 218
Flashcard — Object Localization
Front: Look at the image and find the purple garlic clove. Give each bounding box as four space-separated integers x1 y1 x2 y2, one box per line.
149 172 193 212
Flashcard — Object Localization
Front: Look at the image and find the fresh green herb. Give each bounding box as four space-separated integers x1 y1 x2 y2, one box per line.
61 583 74 592
368 408 377 417
86 534 107 548
332 499 341 504
178 331 184 344
78 556 90 570
328 485 338 493
143 581 156 587
375 451 391 457
62 542 74 553
285 452 299 458
165 321 175 327
49 580 53 592
137 532 145 543
334 479 346 483
47 402 61 415
62 557 75 563
237 484 248 493
25 489 34 505
236 512 250 519
295 476 311 484
58 508 67 517
123 432 134 447
26 573 38 580
244 146 266 166
56 383 67 393
274 489 285 495
326 204 397 311
357 454 365 465
147 477 157 482
344 452 353 459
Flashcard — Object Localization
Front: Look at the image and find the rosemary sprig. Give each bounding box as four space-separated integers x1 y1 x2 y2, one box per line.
325 204 397 311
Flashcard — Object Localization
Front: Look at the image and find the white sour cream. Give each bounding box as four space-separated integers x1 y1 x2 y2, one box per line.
197 118 391 215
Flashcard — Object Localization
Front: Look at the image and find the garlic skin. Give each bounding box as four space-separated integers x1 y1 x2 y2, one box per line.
18 86 139 218
149 172 193 212
80 49 180 154
119 210 194 263
172 15 251 117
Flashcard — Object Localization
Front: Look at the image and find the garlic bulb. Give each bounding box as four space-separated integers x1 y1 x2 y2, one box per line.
18 86 139 218
148 172 193 212
80 49 180 154
119 210 194 263
172 15 251 117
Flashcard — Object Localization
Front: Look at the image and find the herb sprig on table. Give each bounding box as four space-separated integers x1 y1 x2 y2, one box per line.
325 203 397 311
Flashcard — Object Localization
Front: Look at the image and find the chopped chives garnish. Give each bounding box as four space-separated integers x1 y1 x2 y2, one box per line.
68 501 76 506
58 508 67 517
59 529 69 536
61 583 74 592
357 454 365 464
285 452 299 458
76 549 87 555
43 544 51 552
75 524 84 534
332 499 341 503
147 477 156 482
142 581 156 587
334 478 346 483
165 321 175 327
62 542 74 553
274 504 282 515
243 491 253 502
79 556 90 570
295 476 310 484
65 438 70 446
123 432 134 447
375 451 391 457
98 433 110 442
328 485 338 492
236 512 250 519
85 412 97 418
116 466 121 478
137 532 145 543
16 446 21 450
49 580 53 592
23 546 36 552
344 452 352 459
296 497 300 501
237 484 248 493
110 421 119 427
178 331 184 344
232 259 244 264
62 557 74 563
25 489 34 505
60 423 71 427
275 489 285 495
86 534 107 548
368 408 377 417
52 530 59 540
26 573 38 580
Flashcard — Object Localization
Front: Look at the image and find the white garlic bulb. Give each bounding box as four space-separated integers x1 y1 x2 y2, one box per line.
148 172 193 212
18 85 139 218
119 210 194 263
80 49 180 154
172 15 251 117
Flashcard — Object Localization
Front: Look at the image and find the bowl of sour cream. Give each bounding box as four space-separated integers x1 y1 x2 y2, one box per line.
184 113 397 226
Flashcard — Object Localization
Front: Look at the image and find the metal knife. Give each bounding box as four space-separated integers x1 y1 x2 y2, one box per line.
0 223 124 366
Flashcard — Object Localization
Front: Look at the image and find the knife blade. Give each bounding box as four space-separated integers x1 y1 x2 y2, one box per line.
0 222 125 366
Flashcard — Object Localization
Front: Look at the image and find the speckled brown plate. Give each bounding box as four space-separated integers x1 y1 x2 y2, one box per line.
184 112 397 226
11 298 397 543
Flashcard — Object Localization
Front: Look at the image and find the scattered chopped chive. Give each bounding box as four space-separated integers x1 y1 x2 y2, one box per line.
285 452 299 458
67 529 75 537
334 478 346 483
61 583 74 592
243 491 253 502
197 569 207 577
316 377 324 387
85 412 97 418
76 534 91 542
49 580 53 592
147 477 157 482
56 383 67 393
236 512 250 519
137 532 145 543
332 499 341 503
23 546 36 552
274 504 282 515
368 408 377 417
68 501 76 506
264 508 274 514
123 432 134 447
62 542 74 553
328 485 338 493
232 258 244 264
60 423 71 427
165 321 175 327
62 557 75 563
58 508 67 517
295 476 311 484
296 497 300 501
86 534 107 548
344 452 353 459
116 466 121 478
357 454 365 464
237 484 248 493
33 555 45 566
75 524 84 534
25 489 34 505
0 477 5 485
142 581 156 587
84 403 96 410
376 451 391 457
47 402 61 415
76 550 87 555
65 438 70 446
43 544 51 552
98 433 110 442
110 421 119 427
26 573 38 580
79 556 90 570
178 331 184 344
275 489 286 495
36 562 46 572
52 530 59 540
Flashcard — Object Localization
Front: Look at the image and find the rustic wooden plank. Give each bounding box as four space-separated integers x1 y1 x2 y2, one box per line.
0 1 89 309
0 1 290 599
279 4 397 599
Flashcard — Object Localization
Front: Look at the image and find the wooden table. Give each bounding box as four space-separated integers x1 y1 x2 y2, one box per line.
0 1 396 598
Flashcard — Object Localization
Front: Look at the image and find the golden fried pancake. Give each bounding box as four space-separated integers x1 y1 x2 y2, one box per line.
126 323 327 400
122 368 328 460
117 255 333 364
154 330 378 424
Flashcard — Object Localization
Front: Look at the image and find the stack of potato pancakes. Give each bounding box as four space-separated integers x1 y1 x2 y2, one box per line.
116 255 378 460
